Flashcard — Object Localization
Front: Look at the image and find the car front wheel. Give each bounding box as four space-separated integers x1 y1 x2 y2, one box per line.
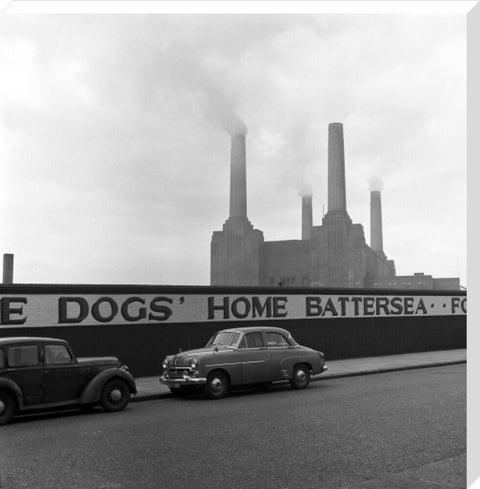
100 378 131 412
204 371 229 399
0 389 17 426
290 364 311 390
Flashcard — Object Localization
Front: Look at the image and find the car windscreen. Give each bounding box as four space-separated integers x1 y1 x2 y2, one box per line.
206 332 240 348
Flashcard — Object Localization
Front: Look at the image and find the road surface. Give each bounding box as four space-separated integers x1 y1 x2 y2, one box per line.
0 364 465 489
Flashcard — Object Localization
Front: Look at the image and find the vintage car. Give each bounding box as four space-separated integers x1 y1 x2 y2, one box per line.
160 326 327 399
0 337 137 425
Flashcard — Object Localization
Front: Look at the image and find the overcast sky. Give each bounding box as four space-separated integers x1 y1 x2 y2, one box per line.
0 13 467 286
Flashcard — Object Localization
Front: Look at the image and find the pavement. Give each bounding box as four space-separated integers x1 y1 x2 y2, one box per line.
132 348 466 402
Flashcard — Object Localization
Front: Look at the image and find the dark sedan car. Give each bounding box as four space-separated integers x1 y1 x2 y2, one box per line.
0 337 137 425
160 326 327 399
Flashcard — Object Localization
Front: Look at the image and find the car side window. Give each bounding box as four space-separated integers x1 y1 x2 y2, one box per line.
8 345 40 368
0 348 4 369
266 332 288 347
45 344 73 365
244 332 264 348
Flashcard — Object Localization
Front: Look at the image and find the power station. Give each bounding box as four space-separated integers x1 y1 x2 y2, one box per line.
210 123 459 290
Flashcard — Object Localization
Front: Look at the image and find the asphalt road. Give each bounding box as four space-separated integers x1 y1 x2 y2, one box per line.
0 365 465 489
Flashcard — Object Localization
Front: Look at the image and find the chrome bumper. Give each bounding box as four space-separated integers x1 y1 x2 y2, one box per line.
160 374 208 387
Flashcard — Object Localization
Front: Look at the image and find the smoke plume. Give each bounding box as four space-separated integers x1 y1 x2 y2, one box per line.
297 183 313 199
369 177 384 192
199 79 247 136
164 39 247 136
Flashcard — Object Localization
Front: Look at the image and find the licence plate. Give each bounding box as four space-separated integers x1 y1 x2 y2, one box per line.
167 381 181 389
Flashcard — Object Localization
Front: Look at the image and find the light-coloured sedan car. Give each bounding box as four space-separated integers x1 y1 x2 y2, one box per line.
160 326 327 399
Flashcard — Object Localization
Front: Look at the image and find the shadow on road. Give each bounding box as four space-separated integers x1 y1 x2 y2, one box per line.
164 379 333 402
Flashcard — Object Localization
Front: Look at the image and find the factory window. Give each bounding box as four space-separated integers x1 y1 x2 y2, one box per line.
328 229 343 250
337 230 343 249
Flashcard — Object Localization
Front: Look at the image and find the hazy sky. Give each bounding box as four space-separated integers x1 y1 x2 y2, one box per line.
0 13 467 286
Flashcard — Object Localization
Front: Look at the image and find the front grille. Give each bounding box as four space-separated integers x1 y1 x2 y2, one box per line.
166 368 192 379
167 370 184 379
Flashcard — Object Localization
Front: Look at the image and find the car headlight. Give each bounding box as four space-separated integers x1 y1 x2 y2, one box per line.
162 358 169 369
189 358 199 370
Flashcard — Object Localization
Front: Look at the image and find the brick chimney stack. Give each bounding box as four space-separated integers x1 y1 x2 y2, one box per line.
370 190 384 253
229 134 247 218
327 122 347 213
3 253 14 284
302 195 313 240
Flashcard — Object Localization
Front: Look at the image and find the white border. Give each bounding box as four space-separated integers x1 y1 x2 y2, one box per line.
1 1 477 15
467 2 479 486
0 0 476 486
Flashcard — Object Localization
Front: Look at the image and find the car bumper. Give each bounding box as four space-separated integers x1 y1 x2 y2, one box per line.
160 374 208 388
322 365 328 372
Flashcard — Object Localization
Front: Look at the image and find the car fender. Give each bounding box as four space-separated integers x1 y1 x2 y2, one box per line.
202 350 242 385
279 355 304 376
0 378 24 410
279 354 318 377
79 368 137 404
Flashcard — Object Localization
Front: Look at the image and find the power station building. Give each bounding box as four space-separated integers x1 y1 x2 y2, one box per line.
210 123 460 290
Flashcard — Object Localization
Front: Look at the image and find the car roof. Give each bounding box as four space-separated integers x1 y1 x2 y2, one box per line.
218 326 292 336
0 337 68 346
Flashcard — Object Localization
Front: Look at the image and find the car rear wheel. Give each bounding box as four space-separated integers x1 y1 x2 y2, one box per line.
0 389 16 426
100 378 131 412
290 364 310 390
204 371 229 399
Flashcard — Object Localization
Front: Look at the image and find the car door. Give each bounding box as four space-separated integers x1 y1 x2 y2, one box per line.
42 343 83 403
238 332 271 384
266 332 292 381
6 343 43 405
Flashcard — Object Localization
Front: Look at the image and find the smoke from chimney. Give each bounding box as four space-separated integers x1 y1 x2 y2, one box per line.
369 177 384 192
222 114 247 137
164 39 248 137
200 78 247 136
297 184 313 199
